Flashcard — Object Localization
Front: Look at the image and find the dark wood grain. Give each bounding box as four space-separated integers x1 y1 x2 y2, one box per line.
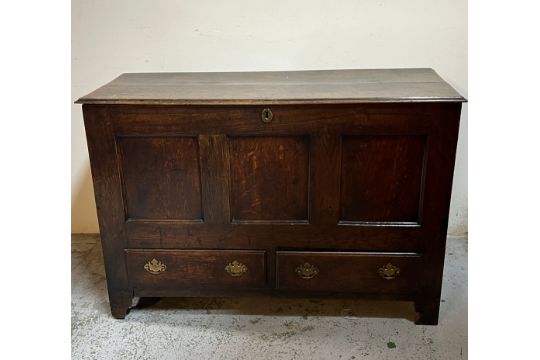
276 251 422 293
118 136 202 220
310 134 342 225
126 249 266 290
340 135 426 223
229 136 309 221
199 134 231 223
76 69 466 105
413 103 462 325
124 222 424 251
111 103 439 136
80 70 464 324
83 105 131 319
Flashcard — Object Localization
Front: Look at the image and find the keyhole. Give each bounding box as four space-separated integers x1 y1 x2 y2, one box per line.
261 108 273 123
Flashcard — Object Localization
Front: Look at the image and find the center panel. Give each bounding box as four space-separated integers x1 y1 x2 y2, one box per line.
229 136 310 222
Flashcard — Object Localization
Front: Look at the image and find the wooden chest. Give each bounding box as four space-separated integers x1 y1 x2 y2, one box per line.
77 69 465 325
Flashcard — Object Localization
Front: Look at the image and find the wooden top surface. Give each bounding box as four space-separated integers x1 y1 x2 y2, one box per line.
76 68 466 105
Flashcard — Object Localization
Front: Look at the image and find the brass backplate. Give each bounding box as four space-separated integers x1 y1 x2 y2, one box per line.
296 262 319 279
225 260 248 276
378 263 400 280
144 258 166 274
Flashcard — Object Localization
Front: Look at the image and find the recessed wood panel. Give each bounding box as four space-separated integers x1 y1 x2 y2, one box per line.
118 136 202 220
340 135 425 223
230 136 309 221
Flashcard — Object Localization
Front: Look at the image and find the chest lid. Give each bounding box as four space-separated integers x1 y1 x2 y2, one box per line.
76 68 466 105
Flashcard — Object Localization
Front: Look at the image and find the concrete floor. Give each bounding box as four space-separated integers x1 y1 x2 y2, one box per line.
72 235 467 360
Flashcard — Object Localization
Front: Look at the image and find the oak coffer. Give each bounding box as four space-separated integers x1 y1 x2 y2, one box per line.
77 69 465 325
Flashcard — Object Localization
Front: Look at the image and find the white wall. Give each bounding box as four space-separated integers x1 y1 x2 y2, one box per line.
72 0 467 235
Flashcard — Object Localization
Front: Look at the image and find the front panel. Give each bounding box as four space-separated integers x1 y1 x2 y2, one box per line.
118 136 202 220
229 136 310 222
110 103 460 253
340 135 426 224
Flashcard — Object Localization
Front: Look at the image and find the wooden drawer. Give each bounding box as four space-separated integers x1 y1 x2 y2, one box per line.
126 249 266 290
276 251 422 294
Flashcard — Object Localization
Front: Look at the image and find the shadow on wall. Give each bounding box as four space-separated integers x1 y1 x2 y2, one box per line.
71 165 99 233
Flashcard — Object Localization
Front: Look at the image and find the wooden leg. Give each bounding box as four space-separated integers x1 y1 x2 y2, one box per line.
84 109 132 320
109 293 132 319
414 298 441 325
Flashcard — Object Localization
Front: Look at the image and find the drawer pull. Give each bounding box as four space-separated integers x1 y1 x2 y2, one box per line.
378 263 400 280
225 260 248 276
144 258 167 274
296 262 319 279
261 108 273 123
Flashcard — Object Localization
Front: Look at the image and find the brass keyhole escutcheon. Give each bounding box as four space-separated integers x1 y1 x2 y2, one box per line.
296 262 319 280
225 260 248 276
378 263 400 280
261 108 273 123
144 258 166 275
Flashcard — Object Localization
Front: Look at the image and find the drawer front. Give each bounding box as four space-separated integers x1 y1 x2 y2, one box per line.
126 249 266 290
276 251 422 294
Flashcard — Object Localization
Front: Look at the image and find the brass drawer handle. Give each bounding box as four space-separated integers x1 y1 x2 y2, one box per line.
296 262 319 279
261 108 273 123
378 263 400 280
144 258 166 274
225 260 247 276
